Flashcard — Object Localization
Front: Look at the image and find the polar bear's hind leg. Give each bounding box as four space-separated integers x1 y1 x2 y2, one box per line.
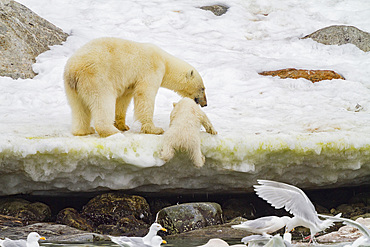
65 86 95 136
88 91 120 137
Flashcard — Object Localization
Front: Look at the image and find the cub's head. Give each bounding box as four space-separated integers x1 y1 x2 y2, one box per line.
180 69 207 107
170 98 198 122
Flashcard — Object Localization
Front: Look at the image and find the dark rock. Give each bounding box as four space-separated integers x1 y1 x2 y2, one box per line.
0 214 24 229
97 215 149 236
17 202 51 223
0 198 29 214
352 213 370 220
349 192 370 205
81 193 151 235
164 217 253 241
56 208 94 232
148 198 172 217
0 222 108 241
157 202 223 234
116 215 149 235
259 68 344 83
0 0 68 79
199 5 229 16
330 203 369 218
303 25 370 52
0 198 51 224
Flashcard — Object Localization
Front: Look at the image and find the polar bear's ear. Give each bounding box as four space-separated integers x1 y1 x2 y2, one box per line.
186 70 194 79
173 102 177 107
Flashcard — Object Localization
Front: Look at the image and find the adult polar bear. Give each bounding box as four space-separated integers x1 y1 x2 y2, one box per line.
64 38 207 137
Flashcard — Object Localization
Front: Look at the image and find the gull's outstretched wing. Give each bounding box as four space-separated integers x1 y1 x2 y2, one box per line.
254 180 321 225
318 214 370 238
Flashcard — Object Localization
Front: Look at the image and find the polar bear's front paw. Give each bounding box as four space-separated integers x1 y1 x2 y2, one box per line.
114 121 130 131
95 125 120 137
72 127 96 136
141 124 164 135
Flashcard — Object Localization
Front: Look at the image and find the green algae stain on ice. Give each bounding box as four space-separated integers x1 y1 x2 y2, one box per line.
91 139 142 159
204 134 370 172
26 136 49 140
96 144 104 150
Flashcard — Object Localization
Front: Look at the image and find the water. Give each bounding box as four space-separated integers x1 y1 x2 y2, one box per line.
42 239 354 247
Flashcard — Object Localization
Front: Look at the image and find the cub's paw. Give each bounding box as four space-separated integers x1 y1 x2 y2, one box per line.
194 155 205 168
208 128 217 135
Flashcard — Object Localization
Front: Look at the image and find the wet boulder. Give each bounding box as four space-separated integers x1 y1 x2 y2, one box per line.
0 214 23 229
0 222 107 241
0 198 51 224
81 193 152 236
157 202 223 234
56 208 94 232
97 215 149 236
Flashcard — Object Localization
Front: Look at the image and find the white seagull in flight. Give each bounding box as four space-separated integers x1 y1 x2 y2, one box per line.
254 179 338 244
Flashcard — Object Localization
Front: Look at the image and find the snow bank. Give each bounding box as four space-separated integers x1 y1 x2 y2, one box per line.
1 0 370 195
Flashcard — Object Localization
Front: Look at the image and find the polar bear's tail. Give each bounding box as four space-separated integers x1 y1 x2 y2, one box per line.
64 70 79 90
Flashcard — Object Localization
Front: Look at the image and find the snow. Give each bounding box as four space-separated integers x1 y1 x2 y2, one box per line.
1 0 370 195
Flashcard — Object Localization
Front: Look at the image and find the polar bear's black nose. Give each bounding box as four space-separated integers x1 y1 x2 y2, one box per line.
195 97 207 107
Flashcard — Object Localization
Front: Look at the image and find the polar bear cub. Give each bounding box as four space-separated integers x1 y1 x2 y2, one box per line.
160 98 217 167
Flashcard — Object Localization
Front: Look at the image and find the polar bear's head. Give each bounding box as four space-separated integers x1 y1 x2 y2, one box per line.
162 57 207 107
180 69 207 107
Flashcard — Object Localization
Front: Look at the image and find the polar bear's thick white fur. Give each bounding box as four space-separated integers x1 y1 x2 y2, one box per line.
64 38 207 137
160 98 217 167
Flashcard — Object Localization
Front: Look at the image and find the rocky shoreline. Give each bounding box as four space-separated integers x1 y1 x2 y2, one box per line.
0 185 368 244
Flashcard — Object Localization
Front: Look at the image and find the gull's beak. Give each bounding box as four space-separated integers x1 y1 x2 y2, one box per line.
40 237 46 240
162 240 167 244
161 227 167 232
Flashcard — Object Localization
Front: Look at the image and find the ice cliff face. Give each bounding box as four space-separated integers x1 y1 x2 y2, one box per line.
1 132 369 196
